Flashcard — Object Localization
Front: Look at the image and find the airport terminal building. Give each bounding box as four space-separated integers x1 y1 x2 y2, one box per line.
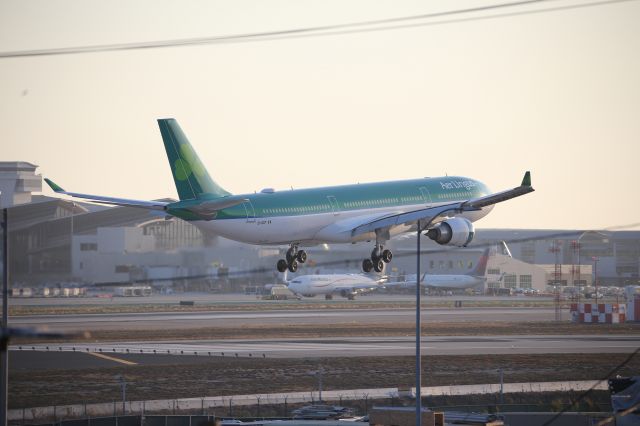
2 161 638 293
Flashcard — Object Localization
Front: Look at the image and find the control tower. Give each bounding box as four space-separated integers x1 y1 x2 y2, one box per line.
0 162 42 208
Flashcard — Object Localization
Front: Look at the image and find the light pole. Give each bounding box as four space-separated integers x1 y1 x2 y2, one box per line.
1 208 8 426
570 241 581 303
0 209 69 426
70 202 74 277
499 368 504 405
415 220 422 426
414 210 459 426
592 257 599 304
310 367 323 402
318 367 323 403
116 375 127 414
317 366 324 404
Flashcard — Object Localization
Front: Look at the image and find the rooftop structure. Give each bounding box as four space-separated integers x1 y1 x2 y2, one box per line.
0 161 41 208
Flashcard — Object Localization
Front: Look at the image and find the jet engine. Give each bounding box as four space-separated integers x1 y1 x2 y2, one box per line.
425 217 475 247
340 289 358 300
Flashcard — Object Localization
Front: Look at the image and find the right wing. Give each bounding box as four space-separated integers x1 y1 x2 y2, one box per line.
460 171 534 210
351 171 534 237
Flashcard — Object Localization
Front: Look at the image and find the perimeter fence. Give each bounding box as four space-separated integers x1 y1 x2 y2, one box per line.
10 388 613 426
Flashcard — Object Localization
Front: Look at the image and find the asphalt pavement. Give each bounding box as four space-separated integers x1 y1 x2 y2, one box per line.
11 334 640 369
11 306 558 331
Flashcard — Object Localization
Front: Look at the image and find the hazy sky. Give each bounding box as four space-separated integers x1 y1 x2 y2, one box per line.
1 0 638 230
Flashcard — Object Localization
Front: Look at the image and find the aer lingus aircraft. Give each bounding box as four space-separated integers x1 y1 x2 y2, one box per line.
45 119 534 273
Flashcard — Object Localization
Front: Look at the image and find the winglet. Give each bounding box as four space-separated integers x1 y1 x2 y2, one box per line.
44 178 65 193
521 171 531 187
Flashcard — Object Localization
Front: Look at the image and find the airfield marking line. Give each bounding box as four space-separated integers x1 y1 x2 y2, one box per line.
87 352 138 365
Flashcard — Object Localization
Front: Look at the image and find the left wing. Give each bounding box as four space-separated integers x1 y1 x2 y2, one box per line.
332 275 386 294
333 282 384 294
352 171 534 237
45 178 169 211
45 178 247 219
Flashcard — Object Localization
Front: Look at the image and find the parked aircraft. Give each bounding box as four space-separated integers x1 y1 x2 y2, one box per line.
287 274 385 300
389 248 493 291
288 245 506 299
45 119 534 273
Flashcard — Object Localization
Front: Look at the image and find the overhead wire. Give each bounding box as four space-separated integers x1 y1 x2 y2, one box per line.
224 0 638 47
0 0 636 58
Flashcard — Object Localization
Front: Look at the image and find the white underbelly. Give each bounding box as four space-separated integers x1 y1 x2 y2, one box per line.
191 203 492 245
193 213 336 245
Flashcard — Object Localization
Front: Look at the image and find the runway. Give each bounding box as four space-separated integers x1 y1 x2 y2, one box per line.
11 334 640 368
11 307 556 331
8 293 548 306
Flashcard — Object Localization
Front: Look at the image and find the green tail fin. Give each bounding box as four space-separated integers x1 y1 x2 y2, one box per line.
158 119 231 200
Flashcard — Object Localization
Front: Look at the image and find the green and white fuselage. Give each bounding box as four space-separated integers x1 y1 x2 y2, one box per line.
45 118 533 273
168 177 493 245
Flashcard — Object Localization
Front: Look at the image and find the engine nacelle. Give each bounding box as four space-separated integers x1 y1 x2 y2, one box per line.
425 217 475 247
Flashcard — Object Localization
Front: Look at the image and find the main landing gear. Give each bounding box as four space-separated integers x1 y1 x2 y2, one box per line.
276 244 307 273
362 245 393 273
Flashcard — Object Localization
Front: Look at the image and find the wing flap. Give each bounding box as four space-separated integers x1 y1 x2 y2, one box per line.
351 203 461 237
314 211 403 241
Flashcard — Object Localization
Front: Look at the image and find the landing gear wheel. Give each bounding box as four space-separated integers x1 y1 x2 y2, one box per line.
288 260 299 273
371 248 381 262
382 249 393 263
373 259 385 273
276 259 288 273
362 258 374 273
347 294 355 301
296 250 307 263
325 294 333 300
286 248 297 264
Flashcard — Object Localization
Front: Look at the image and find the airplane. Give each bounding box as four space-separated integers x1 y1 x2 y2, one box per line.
44 119 534 273
287 247 498 299
287 273 385 300
388 248 494 291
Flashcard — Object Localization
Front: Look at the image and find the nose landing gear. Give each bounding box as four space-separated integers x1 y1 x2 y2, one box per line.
276 244 307 273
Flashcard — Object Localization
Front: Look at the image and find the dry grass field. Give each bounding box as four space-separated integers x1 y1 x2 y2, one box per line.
10 352 639 409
